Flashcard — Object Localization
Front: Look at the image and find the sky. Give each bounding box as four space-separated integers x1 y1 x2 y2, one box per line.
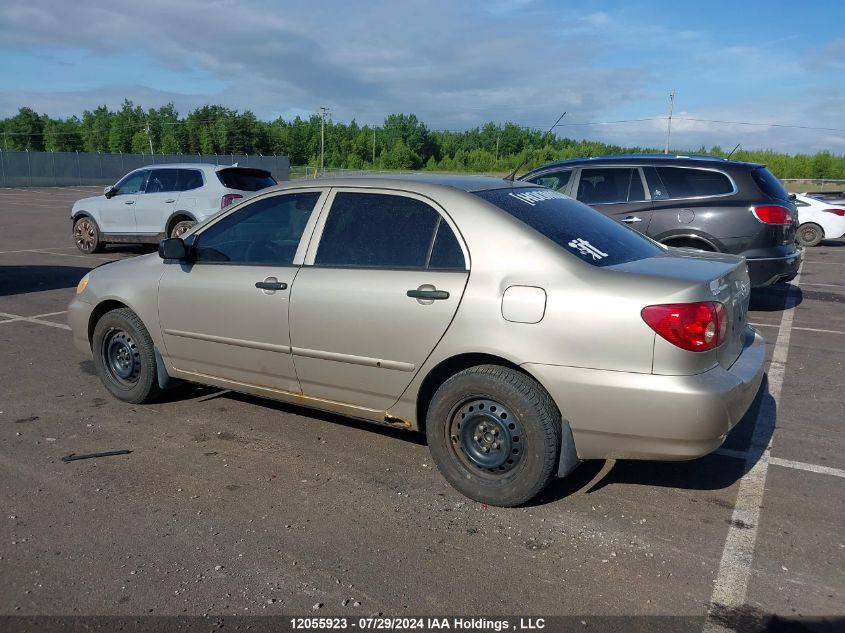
1 0 844 153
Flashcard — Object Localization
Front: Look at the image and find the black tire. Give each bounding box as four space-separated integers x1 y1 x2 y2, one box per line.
170 220 195 239
73 216 105 253
425 365 561 507
797 222 824 247
92 308 161 404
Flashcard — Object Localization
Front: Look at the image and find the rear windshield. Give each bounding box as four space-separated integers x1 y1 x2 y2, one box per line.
475 188 664 267
216 168 277 191
751 167 790 202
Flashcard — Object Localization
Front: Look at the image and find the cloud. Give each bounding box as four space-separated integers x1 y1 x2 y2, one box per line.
0 0 843 152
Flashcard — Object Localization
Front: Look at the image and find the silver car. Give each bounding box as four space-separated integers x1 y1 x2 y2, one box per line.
68 176 765 506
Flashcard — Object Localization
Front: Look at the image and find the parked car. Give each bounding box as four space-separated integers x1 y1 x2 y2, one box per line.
521 155 801 287
802 190 845 205
69 176 764 506
792 193 845 246
70 164 277 253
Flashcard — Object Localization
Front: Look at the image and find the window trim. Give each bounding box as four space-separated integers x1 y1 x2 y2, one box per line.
571 166 651 206
302 187 470 271
641 165 739 202
188 187 330 267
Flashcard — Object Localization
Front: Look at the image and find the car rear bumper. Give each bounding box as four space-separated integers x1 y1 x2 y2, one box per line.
523 328 765 461
745 249 802 287
68 296 94 357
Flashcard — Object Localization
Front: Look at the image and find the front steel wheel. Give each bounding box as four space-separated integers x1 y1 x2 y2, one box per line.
170 220 195 239
426 365 561 507
73 217 105 253
92 308 161 403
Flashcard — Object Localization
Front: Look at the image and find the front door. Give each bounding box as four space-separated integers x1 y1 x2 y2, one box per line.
157 189 327 392
573 166 653 233
99 169 147 234
290 190 470 411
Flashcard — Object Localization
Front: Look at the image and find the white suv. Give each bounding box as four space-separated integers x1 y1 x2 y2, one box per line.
71 163 277 253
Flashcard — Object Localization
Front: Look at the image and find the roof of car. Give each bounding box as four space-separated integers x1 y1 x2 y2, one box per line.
275 174 534 193
130 163 263 171
524 154 765 172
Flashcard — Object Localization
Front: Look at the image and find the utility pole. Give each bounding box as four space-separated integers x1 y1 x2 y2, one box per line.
145 123 154 155
372 128 376 165
319 106 330 173
664 89 675 155
495 134 500 162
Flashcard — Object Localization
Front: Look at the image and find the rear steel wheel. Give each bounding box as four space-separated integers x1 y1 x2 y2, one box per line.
426 365 561 507
797 222 823 247
170 220 195 239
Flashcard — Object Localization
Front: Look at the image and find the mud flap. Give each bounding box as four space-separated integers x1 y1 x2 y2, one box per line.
557 416 581 478
154 347 180 390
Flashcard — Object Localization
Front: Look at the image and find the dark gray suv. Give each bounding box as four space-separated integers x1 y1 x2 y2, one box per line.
521 155 801 287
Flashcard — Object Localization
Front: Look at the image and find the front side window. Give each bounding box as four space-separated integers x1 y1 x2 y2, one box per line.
528 170 572 192
315 192 463 269
114 170 147 195
146 169 180 193
475 188 663 268
644 166 734 200
576 168 645 204
194 191 321 265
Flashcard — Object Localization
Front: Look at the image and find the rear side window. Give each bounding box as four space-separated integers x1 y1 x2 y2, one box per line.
475 188 663 268
528 170 572 192
146 168 180 193
751 167 790 202
179 169 204 191
216 168 277 192
644 167 734 200
576 168 645 204
315 193 464 269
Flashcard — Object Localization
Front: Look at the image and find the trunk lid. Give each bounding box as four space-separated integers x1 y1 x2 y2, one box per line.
609 248 752 371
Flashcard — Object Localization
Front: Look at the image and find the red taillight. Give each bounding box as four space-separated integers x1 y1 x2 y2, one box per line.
221 193 243 209
641 302 727 352
822 208 845 216
751 205 792 225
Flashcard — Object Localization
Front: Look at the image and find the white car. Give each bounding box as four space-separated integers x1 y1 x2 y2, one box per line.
71 164 277 253
793 193 845 247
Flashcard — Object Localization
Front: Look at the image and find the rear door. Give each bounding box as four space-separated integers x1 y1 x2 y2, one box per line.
135 168 181 234
572 166 653 232
289 189 469 411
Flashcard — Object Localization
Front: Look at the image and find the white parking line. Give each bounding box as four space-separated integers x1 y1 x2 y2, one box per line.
715 448 845 479
0 248 114 261
0 311 71 330
704 262 803 630
801 282 845 289
750 322 845 336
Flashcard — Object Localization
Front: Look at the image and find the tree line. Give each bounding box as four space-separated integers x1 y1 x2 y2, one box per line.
1 100 843 180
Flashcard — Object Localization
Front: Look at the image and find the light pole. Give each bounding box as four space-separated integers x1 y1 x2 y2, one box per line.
319 106 330 173
664 89 675 155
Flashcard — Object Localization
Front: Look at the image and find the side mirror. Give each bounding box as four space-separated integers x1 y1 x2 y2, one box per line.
104 185 117 198
158 238 188 261
789 193 797 201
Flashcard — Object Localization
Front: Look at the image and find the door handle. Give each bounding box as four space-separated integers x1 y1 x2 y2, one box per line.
622 216 642 223
407 289 449 300
164 199 176 203
255 280 288 291
124 200 135 205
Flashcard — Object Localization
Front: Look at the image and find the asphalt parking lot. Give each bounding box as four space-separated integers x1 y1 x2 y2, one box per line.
0 187 842 630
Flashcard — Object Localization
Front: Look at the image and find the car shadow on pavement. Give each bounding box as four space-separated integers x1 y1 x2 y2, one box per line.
749 284 802 312
0 265 93 296
535 376 775 505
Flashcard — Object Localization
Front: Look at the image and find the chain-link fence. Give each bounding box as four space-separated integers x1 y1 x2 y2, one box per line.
0 151 290 188
781 179 845 193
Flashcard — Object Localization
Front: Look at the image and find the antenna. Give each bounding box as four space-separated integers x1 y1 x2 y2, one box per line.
504 111 566 182
726 143 741 159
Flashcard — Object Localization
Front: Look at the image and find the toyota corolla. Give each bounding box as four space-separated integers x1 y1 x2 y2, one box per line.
69 175 765 506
